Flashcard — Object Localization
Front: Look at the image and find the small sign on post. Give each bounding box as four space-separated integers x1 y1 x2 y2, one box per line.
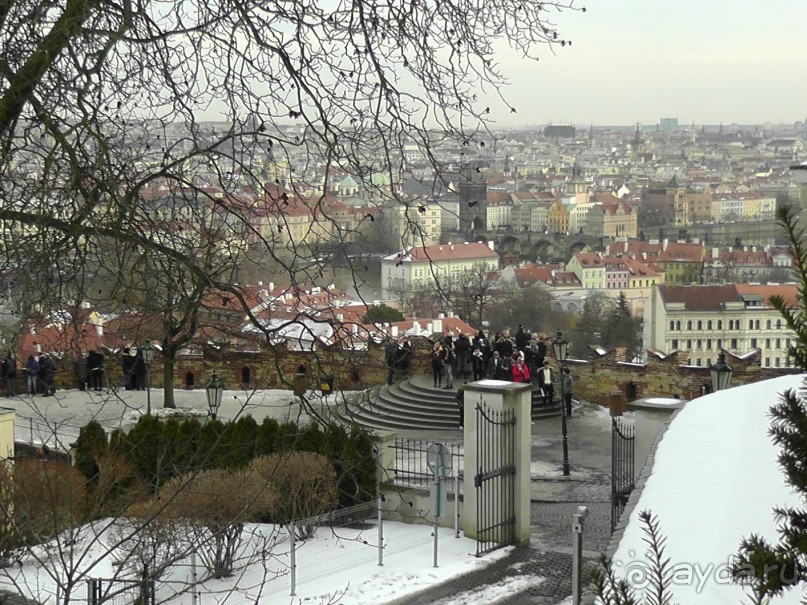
426 442 453 568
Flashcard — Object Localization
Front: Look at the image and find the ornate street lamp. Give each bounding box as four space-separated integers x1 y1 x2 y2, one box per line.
710 352 733 392
206 373 224 420
552 331 570 476
141 342 156 415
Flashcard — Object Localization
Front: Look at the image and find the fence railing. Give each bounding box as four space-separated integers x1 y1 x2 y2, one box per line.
387 437 464 487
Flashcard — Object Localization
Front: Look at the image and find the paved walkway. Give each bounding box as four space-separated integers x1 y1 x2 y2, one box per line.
400 402 615 605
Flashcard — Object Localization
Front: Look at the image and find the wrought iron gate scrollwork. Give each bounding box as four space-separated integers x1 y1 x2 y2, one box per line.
611 416 635 533
475 398 516 556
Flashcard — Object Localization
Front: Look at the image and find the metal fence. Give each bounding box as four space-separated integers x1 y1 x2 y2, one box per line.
388 437 464 487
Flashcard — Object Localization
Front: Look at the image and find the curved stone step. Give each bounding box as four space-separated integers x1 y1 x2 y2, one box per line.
339 374 563 432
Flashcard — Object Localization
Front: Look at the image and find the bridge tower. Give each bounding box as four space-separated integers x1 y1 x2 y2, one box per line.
458 161 488 233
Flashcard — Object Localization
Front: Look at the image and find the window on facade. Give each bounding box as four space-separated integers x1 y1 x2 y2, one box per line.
731 338 738 348
696 358 702 367
767 320 772 329
687 320 692 330
707 320 712 330
776 338 781 349
751 338 757 348
765 358 770 367
706 339 712 350
697 320 702 330
696 339 702 349
777 319 782 329
669 321 675 331
687 339 692 349
718 320 723 330
676 320 681 330
748 320 753 330
775 357 781 368
671 339 678 349
755 320 760 330
766 338 771 348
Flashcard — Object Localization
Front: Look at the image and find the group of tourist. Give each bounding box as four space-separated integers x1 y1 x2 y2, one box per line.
0 351 57 397
431 325 574 416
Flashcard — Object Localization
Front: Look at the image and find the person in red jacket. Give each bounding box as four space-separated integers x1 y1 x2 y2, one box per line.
511 357 530 383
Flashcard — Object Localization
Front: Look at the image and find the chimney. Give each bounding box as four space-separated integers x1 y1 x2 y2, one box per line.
438 313 445 319
662 238 668 251
95 323 103 337
258 280 263 286
426 322 433 333
448 241 452 245
336 314 344 322
487 240 495 251
269 282 275 291
433 319 443 334
391 326 399 337
351 324 358 334
712 247 719 259
412 321 421 335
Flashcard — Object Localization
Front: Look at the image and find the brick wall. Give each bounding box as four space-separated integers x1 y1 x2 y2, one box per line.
41 341 794 401
567 348 794 406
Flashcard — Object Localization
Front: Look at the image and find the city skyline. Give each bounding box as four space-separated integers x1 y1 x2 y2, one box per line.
481 0 807 128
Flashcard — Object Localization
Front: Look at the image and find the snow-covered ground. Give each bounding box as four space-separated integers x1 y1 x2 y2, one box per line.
0 386 558 605
612 373 807 604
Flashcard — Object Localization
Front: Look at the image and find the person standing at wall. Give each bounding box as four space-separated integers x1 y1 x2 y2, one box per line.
562 366 573 417
487 350 503 380
431 342 444 388
25 355 39 395
3 352 16 397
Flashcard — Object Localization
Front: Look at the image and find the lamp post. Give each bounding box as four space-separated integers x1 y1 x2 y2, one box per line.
710 352 733 392
552 331 570 476
141 342 156 415
206 373 224 420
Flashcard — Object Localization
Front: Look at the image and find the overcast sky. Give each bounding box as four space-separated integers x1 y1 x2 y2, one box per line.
486 0 807 128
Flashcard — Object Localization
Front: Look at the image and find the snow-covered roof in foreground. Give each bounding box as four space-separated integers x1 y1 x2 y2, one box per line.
613 373 807 604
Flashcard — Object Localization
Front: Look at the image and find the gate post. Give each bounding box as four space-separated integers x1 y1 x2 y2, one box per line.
462 380 532 544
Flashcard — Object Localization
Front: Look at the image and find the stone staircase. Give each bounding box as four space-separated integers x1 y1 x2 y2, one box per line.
338 373 562 431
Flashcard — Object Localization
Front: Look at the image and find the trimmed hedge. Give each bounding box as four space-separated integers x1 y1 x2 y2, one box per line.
74 416 376 510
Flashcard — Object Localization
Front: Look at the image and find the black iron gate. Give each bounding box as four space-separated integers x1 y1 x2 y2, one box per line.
87 575 155 605
475 399 516 556
611 416 635 533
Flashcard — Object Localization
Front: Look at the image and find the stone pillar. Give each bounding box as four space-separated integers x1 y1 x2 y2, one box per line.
625 398 686 481
372 430 397 485
462 380 532 544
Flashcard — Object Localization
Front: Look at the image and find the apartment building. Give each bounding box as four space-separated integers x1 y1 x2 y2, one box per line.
381 241 499 299
643 283 797 369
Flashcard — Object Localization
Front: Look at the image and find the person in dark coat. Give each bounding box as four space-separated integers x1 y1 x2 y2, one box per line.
87 349 104 391
122 347 134 390
454 332 471 380
25 355 39 395
431 342 444 388
487 350 504 380
74 352 88 391
471 347 486 381
133 348 147 390
39 353 55 396
515 325 530 353
3 352 16 397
